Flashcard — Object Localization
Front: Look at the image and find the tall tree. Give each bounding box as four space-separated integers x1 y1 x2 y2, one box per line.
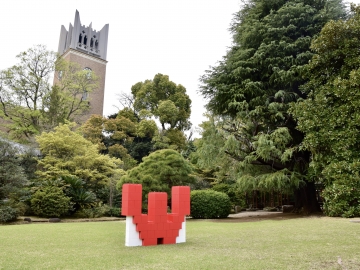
0 45 57 139
0 46 100 141
199 0 346 212
129 74 191 150
291 5 360 216
132 73 191 131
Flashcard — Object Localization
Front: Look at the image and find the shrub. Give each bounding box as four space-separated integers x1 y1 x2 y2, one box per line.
212 183 246 208
31 186 72 217
105 207 122 217
190 190 231 219
75 205 110 218
0 206 18 223
323 180 360 218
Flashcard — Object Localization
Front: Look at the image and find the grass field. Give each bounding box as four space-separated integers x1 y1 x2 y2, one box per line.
1 216 360 269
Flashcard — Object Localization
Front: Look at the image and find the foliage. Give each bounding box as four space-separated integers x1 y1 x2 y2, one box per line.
291 5 360 183
117 149 195 200
198 0 346 212
122 73 192 150
94 182 121 208
0 206 18 223
152 128 187 151
30 186 71 217
0 45 101 141
322 178 360 218
190 115 239 184
49 60 99 126
0 45 57 139
190 190 231 219
131 73 191 131
0 139 28 200
36 123 124 187
81 112 157 169
74 204 109 218
18 150 38 181
212 183 245 208
105 207 122 217
62 176 97 212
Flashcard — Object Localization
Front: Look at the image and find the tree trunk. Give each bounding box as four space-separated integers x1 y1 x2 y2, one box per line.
294 181 322 214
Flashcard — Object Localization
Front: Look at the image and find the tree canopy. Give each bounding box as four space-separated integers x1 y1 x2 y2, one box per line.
290 5 360 216
36 123 124 186
46 60 99 128
81 109 158 170
131 73 192 131
0 45 57 139
0 45 100 141
198 0 346 212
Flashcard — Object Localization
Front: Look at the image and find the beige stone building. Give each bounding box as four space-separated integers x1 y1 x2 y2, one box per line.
54 10 109 120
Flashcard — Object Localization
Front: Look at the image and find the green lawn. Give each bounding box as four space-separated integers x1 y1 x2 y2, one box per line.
1 216 360 269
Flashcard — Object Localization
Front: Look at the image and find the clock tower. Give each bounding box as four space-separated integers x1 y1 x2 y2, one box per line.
55 10 109 119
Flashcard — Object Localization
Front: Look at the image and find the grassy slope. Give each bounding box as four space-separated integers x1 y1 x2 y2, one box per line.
1 217 359 269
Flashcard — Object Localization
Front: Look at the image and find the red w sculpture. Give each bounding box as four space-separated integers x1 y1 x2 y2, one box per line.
121 184 190 246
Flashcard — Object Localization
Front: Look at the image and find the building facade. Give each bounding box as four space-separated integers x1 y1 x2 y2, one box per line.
54 10 109 118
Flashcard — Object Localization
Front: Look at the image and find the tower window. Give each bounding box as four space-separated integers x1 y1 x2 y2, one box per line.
78 34 82 43
83 67 92 79
83 35 87 45
95 40 99 49
82 91 89 101
90 38 94 48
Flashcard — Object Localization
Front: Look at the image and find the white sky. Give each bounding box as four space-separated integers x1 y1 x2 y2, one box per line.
0 0 358 136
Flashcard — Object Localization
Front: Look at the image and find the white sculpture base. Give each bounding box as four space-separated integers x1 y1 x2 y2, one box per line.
125 216 142 247
176 220 186 243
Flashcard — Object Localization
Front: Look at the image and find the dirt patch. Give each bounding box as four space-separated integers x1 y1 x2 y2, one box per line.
209 211 320 223
2 216 124 225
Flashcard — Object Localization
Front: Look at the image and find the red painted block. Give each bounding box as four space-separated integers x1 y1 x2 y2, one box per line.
133 214 142 224
142 238 157 246
122 184 142 216
136 223 148 232
156 222 164 230
163 237 176 244
167 214 173 222
148 230 155 238
155 230 166 238
166 229 175 238
121 200 129 215
171 215 178 223
139 230 148 239
178 215 185 223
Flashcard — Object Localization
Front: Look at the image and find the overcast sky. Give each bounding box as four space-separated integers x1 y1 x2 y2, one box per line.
0 0 358 136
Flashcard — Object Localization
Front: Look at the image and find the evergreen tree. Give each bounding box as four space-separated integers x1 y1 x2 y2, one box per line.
117 149 195 201
291 5 360 216
0 140 28 201
199 0 346 212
